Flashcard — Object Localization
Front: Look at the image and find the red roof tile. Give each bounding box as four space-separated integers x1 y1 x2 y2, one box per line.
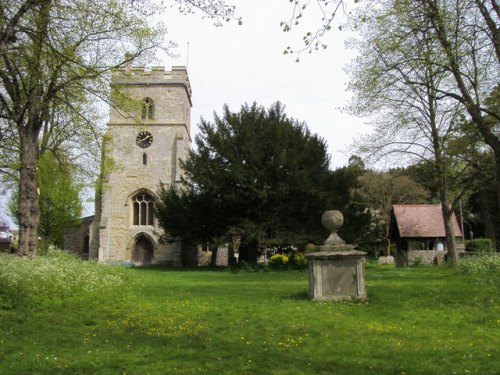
393 204 463 238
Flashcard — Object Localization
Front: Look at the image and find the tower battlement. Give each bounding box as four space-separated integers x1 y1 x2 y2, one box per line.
112 65 191 97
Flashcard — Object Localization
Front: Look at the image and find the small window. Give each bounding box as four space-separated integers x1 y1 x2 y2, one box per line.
143 152 147 166
132 193 154 226
141 97 154 120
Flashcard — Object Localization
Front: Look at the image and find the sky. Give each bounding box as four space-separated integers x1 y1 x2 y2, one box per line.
159 0 369 169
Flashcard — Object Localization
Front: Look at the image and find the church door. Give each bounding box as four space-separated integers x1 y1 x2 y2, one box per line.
133 236 154 266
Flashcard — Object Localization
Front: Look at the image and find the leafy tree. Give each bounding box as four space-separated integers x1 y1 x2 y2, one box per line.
0 0 239 257
329 155 365 209
345 0 497 262
356 170 430 256
9 152 82 249
414 1 500 212
36 152 82 250
8 152 82 251
284 0 499 249
408 148 499 249
0 0 159 256
328 156 373 247
156 102 333 263
467 181 499 247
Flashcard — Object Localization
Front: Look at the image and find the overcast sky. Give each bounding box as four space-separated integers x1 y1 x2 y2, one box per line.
160 0 369 169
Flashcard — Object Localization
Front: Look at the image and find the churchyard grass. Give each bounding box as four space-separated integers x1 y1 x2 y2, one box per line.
0 251 498 374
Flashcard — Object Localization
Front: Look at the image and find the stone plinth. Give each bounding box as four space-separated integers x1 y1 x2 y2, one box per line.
306 250 367 301
306 210 368 301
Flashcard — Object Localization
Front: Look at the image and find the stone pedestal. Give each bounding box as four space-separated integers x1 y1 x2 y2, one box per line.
306 250 367 301
306 210 368 301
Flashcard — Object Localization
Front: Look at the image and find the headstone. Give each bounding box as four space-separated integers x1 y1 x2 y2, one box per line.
378 255 395 265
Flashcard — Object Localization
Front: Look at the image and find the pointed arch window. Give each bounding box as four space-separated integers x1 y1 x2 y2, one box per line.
141 97 154 120
132 192 154 226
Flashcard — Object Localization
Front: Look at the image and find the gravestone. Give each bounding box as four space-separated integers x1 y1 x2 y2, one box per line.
305 210 367 301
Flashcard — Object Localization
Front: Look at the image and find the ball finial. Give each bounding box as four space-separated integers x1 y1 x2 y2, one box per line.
321 210 345 246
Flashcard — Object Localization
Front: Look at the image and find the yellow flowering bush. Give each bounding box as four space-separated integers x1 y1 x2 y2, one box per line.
269 253 289 267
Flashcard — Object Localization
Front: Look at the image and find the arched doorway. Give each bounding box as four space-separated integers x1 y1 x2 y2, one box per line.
132 235 154 266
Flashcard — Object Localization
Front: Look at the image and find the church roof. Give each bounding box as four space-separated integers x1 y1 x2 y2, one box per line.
392 204 463 238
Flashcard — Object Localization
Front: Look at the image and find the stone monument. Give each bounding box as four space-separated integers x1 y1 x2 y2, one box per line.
305 210 367 301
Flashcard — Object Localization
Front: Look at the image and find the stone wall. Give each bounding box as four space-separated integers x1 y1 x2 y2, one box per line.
407 250 445 265
0 239 11 252
182 244 229 267
396 247 466 267
63 216 93 257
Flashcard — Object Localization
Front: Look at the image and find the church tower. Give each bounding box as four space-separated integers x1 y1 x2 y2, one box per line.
97 66 191 266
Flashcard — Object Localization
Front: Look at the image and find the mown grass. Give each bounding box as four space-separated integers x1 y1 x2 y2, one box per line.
0 252 498 375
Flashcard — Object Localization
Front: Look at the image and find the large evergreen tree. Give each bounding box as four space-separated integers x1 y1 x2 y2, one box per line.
156 102 333 263
328 156 373 248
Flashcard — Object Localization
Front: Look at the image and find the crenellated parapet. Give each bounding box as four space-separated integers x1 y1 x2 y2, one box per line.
112 65 192 99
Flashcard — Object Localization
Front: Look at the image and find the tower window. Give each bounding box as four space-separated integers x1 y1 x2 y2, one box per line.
141 97 154 120
143 152 147 166
132 193 154 226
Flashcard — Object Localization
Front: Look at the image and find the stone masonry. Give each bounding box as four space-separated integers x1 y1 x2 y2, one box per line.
97 66 191 266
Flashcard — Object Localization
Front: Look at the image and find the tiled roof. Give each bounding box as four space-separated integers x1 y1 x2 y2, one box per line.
393 204 463 238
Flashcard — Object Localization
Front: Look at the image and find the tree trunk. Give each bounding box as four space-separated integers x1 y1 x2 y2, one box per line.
480 189 498 250
384 220 391 256
441 203 457 264
227 241 236 266
209 243 219 267
89 185 102 260
238 237 259 264
494 152 500 237
13 0 51 257
89 143 107 260
16 128 40 256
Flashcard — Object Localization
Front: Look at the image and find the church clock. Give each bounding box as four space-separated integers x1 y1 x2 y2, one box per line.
136 131 153 148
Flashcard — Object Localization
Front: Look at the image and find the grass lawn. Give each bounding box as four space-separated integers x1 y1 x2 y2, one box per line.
0 256 498 374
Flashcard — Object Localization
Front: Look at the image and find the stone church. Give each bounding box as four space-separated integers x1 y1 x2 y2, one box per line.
64 66 193 266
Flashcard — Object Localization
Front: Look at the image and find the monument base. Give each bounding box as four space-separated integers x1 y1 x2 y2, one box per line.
305 250 367 301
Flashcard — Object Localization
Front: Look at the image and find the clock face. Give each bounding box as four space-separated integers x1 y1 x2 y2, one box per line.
136 131 153 148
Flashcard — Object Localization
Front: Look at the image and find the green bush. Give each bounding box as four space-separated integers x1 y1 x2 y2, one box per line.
303 243 318 253
465 238 494 253
288 251 308 268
